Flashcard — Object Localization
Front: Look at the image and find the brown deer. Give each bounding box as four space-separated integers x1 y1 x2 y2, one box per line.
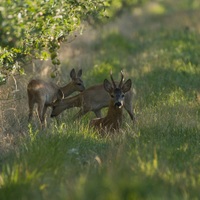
27 68 85 125
50 73 135 122
90 72 132 134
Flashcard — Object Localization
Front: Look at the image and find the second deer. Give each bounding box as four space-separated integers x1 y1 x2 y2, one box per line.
27 68 85 126
90 71 132 134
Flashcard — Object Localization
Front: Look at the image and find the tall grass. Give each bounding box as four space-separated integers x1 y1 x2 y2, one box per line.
1 0 200 199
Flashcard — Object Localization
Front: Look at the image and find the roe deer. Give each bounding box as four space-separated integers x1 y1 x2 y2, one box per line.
50 73 135 122
27 68 85 125
90 72 132 134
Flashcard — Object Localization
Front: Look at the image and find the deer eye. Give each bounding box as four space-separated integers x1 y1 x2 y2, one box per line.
122 94 125 98
77 83 82 86
111 94 114 98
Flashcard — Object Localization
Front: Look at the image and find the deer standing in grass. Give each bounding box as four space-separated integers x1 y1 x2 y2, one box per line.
90 72 132 134
27 68 85 126
51 72 135 122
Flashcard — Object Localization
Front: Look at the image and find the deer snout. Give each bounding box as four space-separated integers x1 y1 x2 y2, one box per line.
50 114 56 118
76 82 85 92
115 101 123 108
50 111 57 118
50 106 57 118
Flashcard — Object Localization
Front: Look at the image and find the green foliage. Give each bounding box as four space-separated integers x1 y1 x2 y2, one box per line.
0 0 110 84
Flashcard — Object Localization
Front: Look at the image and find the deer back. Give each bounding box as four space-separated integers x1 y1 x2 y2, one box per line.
27 79 63 105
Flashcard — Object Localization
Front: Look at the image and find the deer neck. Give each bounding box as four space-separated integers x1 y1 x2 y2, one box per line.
61 94 82 108
61 83 75 97
106 101 123 124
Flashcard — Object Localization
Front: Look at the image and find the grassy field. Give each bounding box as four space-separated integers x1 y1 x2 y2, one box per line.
1 0 200 199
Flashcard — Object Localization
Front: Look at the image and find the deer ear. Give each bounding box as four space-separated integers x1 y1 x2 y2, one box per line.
70 68 76 79
104 79 113 93
122 79 132 93
77 69 82 77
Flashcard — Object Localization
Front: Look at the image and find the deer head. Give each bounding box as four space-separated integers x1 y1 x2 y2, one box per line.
69 68 85 92
104 71 132 108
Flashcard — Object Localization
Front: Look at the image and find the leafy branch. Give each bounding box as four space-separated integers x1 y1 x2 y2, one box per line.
0 0 110 84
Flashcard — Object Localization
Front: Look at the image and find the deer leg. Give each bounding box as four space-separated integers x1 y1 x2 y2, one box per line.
28 95 35 122
42 105 48 126
74 109 102 120
37 102 45 125
124 103 136 122
73 108 89 120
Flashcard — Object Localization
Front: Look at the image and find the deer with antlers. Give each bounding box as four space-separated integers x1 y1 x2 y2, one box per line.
27 68 85 126
90 71 132 134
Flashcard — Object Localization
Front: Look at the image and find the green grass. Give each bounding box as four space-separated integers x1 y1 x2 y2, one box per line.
1 0 200 199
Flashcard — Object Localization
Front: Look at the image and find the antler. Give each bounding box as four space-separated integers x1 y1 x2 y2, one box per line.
110 71 117 88
118 70 124 88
